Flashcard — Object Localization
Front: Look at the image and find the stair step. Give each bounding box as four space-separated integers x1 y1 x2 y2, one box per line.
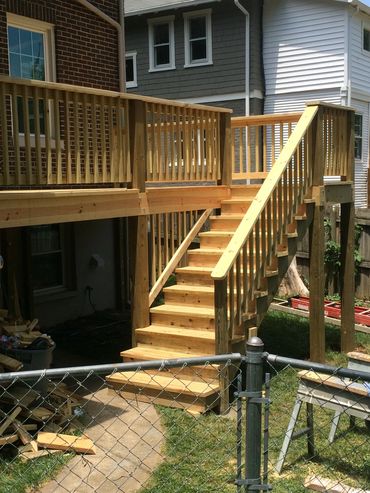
106 371 220 414
136 325 215 353
150 304 215 330
210 215 244 231
221 198 253 214
187 248 223 267
176 266 214 286
164 284 214 307
121 346 219 381
199 231 235 248
231 185 261 198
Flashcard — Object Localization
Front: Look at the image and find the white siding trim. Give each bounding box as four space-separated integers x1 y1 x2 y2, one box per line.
178 92 246 103
148 15 176 72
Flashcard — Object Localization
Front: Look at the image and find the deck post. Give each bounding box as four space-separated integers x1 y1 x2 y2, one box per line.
128 99 150 339
218 112 232 187
309 109 325 363
340 111 355 353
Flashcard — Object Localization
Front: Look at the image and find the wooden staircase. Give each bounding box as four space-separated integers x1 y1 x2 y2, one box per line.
107 185 313 413
107 102 355 413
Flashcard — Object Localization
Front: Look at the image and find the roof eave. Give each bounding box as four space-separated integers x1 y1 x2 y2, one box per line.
125 0 222 17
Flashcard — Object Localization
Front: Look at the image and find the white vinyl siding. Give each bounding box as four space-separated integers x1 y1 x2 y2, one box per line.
351 99 369 208
263 0 346 96
350 14 370 99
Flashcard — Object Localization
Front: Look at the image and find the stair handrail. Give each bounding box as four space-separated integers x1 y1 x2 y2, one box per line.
212 102 355 353
149 208 213 306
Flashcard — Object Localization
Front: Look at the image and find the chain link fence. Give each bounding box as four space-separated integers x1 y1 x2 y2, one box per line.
0 342 369 493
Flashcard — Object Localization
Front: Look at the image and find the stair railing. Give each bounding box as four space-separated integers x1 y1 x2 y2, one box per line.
148 208 213 306
212 102 355 354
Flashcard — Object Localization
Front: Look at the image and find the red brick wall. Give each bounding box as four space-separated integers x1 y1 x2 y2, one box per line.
0 0 120 91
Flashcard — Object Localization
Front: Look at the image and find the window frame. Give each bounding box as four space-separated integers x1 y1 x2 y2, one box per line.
363 21 370 54
29 223 76 298
354 113 363 161
183 9 213 68
126 51 138 88
7 13 56 82
148 15 176 72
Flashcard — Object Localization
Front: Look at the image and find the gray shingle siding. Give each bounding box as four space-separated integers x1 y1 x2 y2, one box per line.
125 0 264 108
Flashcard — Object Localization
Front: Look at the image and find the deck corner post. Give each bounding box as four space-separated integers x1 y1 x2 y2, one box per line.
309 107 325 363
245 336 264 491
340 200 355 353
219 112 232 187
129 98 147 192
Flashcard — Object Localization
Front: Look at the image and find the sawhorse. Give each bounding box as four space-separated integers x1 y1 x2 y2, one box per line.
275 369 370 474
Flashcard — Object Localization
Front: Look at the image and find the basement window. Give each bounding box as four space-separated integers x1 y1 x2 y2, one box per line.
354 114 363 160
30 224 75 294
126 52 137 88
184 9 212 67
148 16 175 71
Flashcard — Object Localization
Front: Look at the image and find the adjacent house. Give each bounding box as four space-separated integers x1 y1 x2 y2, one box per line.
124 0 264 116
264 0 370 208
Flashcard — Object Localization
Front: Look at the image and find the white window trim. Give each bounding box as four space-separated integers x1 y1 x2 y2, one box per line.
362 21 370 56
354 113 363 161
7 12 56 82
183 9 212 68
148 15 175 72
126 51 138 88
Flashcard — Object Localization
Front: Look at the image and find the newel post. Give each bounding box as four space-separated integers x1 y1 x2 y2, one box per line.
308 107 326 363
128 99 150 339
215 278 230 413
218 112 232 187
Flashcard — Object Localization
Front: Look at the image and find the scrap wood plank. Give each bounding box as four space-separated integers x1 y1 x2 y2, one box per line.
0 406 21 435
0 353 23 371
2 325 28 335
13 419 33 445
0 434 18 445
37 432 96 455
20 449 61 462
305 475 370 493
0 385 39 407
27 318 39 332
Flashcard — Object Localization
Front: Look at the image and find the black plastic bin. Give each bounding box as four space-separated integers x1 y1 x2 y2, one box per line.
4 343 55 394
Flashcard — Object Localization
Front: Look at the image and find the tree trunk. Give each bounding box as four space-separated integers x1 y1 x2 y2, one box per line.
278 256 309 298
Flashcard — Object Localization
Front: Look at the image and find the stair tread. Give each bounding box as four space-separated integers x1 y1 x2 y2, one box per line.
199 231 235 237
176 266 213 274
137 325 215 340
221 198 253 204
163 285 214 294
187 248 223 255
211 215 244 220
151 304 214 317
121 346 205 360
106 371 219 397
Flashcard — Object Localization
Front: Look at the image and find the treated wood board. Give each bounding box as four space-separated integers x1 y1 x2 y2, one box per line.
0 406 22 435
37 432 96 455
20 449 61 462
0 433 18 445
298 371 369 397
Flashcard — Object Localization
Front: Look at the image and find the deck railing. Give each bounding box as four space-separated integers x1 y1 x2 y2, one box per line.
231 113 302 181
0 76 231 188
212 102 355 353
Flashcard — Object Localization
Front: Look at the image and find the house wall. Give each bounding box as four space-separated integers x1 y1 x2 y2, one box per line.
351 11 370 100
34 219 117 328
263 0 346 96
124 0 264 114
0 0 120 90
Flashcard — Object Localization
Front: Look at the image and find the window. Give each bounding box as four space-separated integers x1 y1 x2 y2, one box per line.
148 16 175 71
184 10 212 67
363 26 370 52
7 14 55 135
354 114 363 160
126 52 137 88
30 224 75 293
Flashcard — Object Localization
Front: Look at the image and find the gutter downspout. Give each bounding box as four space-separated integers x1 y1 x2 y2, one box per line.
234 0 250 116
74 0 125 92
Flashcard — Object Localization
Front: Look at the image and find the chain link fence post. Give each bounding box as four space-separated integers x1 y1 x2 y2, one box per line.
245 335 265 492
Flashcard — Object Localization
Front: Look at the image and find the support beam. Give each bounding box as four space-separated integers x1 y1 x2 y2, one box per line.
340 201 355 353
309 204 325 363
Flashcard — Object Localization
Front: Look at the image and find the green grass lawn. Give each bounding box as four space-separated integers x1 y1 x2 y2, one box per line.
140 311 370 493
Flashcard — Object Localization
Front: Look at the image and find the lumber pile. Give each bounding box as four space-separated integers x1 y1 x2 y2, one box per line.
0 381 95 460
0 310 53 373
305 476 370 493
